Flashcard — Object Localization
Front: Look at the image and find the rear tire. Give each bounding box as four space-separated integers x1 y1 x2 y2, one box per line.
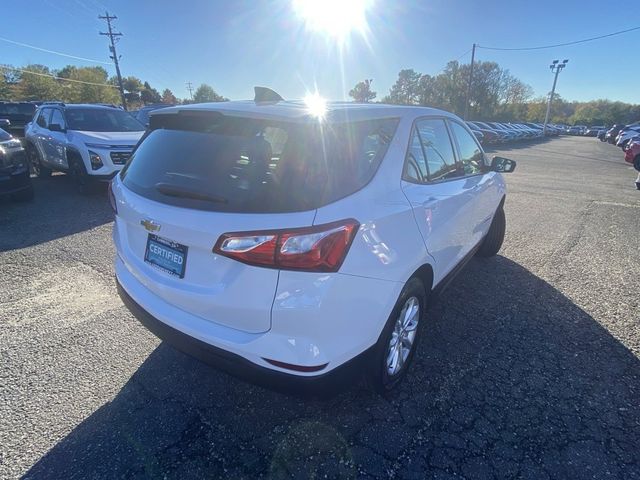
476 206 506 257
11 184 35 202
366 277 426 394
27 144 51 178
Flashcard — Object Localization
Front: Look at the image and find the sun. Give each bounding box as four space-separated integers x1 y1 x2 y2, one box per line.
292 0 372 41
303 92 328 119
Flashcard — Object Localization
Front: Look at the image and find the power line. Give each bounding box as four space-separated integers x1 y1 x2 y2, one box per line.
1 65 119 88
186 81 194 100
454 48 472 62
0 36 111 65
478 25 640 51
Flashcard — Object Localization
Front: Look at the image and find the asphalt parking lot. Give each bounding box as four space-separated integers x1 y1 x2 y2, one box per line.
1 136 639 479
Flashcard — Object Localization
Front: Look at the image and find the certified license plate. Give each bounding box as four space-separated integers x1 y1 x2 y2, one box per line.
144 234 188 278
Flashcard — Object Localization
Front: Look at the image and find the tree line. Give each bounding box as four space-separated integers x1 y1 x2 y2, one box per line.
349 61 640 126
0 64 227 109
3 60 638 126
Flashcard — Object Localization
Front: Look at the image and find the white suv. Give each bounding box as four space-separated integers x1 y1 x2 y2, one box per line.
25 103 145 189
112 91 515 393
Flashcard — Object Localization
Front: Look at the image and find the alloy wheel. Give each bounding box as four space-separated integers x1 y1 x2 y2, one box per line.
386 296 420 376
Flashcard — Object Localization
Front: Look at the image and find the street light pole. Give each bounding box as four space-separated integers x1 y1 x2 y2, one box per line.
543 59 568 135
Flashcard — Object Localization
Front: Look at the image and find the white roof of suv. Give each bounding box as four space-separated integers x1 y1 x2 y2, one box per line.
150 100 457 123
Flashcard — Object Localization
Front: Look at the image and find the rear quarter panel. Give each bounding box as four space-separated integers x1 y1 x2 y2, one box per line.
313 114 435 285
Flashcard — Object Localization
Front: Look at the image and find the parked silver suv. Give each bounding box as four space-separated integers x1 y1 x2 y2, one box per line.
25 103 145 190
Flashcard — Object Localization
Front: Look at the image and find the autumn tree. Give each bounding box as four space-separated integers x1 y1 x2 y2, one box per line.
56 65 120 104
349 79 377 103
122 76 144 107
193 84 227 103
161 88 178 104
14 65 60 101
140 81 161 104
383 69 422 105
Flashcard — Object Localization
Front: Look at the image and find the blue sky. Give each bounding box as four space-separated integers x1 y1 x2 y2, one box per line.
4 0 640 103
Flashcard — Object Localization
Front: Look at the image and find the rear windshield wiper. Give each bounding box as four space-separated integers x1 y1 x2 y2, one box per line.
155 183 228 204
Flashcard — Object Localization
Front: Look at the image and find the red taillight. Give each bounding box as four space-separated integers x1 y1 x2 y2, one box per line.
213 219 359 272
108 180 117 214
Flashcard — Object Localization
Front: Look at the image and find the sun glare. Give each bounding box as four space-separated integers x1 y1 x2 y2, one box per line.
293 0 371 41
304 92 328 118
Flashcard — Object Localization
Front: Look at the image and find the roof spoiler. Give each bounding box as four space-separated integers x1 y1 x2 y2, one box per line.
254 86 283 103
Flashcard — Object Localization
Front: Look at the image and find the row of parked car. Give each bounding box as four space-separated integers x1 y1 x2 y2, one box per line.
593 121 640 190
595 123 640 149
465 121 563 145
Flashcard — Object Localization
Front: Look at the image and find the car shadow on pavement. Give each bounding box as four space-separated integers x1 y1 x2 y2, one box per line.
22 256 640 479
0 175 112 251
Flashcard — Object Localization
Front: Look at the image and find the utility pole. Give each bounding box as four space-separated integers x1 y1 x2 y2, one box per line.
463 43 476 120
543 59 568 135
186 81 194 101
99 12 127 110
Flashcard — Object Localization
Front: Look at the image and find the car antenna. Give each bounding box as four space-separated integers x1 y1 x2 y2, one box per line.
254 87 283 103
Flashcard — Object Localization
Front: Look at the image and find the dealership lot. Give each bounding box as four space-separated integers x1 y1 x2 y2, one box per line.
1 136 639 479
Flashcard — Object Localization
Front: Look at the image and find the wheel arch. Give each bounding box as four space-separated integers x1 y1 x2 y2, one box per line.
65 146 86 171
66 146 83 162
409 263 434 298
24 138 38 150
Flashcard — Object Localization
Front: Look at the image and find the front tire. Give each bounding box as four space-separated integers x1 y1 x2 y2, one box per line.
27 144 51 178
68 156 91 194
477 206 506 257
366 277 426 394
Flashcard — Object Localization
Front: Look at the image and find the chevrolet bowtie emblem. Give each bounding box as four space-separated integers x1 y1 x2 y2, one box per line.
140 219 161 232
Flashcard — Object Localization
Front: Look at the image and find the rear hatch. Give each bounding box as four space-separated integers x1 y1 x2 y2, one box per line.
114 109 398 333
114 185 314 333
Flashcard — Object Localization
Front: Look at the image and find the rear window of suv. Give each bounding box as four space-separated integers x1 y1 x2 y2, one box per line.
120 113 399 213
0 103 36 118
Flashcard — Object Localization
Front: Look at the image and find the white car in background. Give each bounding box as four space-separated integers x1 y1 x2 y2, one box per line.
111 88 516 394
25 103 145 191
615 125 640 150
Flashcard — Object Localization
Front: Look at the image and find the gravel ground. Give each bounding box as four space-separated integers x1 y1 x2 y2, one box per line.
1 136 639 479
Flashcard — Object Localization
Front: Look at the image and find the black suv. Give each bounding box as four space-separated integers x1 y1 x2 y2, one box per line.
0 128 33 201
0 102 39 138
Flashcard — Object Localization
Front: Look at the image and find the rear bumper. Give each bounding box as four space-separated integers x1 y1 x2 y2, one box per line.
116 278 373 396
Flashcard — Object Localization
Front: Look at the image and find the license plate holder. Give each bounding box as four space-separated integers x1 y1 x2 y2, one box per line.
144 234 188 279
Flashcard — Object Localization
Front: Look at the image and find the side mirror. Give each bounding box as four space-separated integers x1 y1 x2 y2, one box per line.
0 118 10 128
491 156 516 173
49 123 66 133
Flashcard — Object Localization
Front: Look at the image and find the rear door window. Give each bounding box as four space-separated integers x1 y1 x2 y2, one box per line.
121 114 399 213
404 129 428 182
